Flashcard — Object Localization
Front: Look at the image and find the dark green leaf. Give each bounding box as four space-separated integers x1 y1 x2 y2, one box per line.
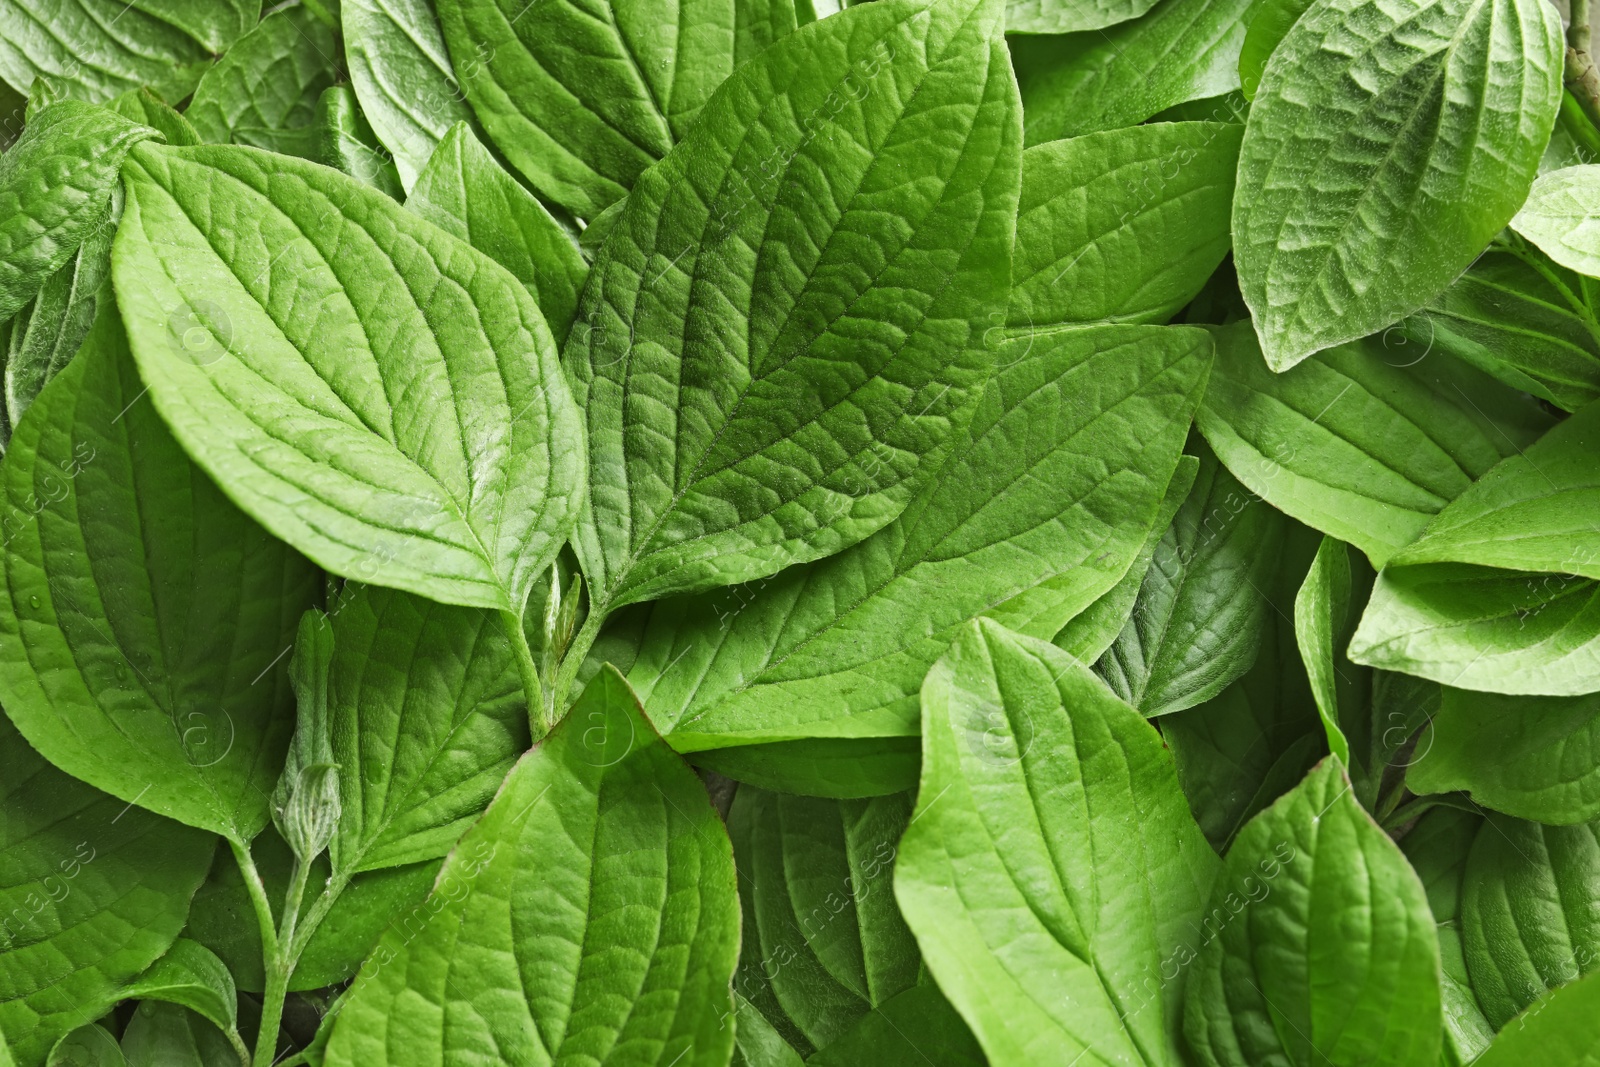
120 939 239 1045
313 86 405 200
119 1003 239 1067
183 2 339 146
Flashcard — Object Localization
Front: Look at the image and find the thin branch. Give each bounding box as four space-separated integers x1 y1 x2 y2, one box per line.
1567 0 1600 135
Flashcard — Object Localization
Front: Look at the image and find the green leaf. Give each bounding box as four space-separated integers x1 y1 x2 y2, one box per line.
1163 522 1325 852
106 88 200 147
1007 0 1158 36
3 184 117 435
728 787 934 1054
1197 321 1554 569
312 86 406 200
183 2 339 146
1513 165 1600 278
120 940 238 1043
0 0 256 103
344 0 474 191
119 1003 239 1067
0 306 318 841
1010 0 1255 145
1293 535 1369 769
1054 453 1200 664
1405 245 1600 413
1399 806 1495 1064
0 714 213 1065
313 582 530 875
1471 970 1600 1067
1009 122 1241 329
805 984 986 1067
895 619 1220 1066
1097 445 1288 718
1410 688 1600 825
1235 0 1310 99
1182 759 1443 1067
184 832 440 993
438 0 797 217
567 0 1018 612
730 996 803 1067
626 325 1209 757
0 100 158 323
1233 0 1563 369
689 736 920 799
1461 814 1600 1028
46 1027 123 1067
408 123 589 345
1352 563 1600 695
111 141 586 615
323 667 740 1066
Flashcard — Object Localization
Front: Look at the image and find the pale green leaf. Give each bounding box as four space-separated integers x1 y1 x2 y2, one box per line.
1235 0 1310 99
896 619 1219 1066
1471 970 1600 1067
1234 0 1563 369
323 668 740 1067
313 86 406 199
1007 0 1157 36
1513 165 1600 278
106 88 199 147
111 141 585 614
0 307 318 841
46 1027 123 1067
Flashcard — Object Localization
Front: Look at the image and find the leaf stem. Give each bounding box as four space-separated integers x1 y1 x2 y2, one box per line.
229 839 287 1067
1567 0 1600 135
548 604 606 725
501 608 545 736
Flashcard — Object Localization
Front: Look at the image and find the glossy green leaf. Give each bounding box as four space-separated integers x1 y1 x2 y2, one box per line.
1513 165 1600 278
119 1003 239 1067
1293 535 1371 769
1197 321 1554 569
728 787 949 1056
312 582 529 875
0 714 213 1065
0 307 318 841
1053 454 1199 664
1408 245 1600 413
344 0 474 191
568 0 1017 612
1007 0 1157 35
184 832 439 993
1010 0 1254 145
1399 806 1495 1065
1097 445 1288 718
1462 814 1600 1028
183 2 339 146
690 736 920 799
0 100 157 323
439 0 796 217
408 123 588 344
120 939 239 1043
1233 0 1563 369
0 0 256 103
896 619 1220 1066
1182 759 1443 1067
626 325 1209 755
323 667 740 1066
112 142 586 615
1471 969 1600 1067
1009 122 1240 329
312 86 406 200
1351 563 1600 695
1411 689 1600 825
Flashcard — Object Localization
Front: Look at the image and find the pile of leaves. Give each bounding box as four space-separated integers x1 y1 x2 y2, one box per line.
2 0 1600 1063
